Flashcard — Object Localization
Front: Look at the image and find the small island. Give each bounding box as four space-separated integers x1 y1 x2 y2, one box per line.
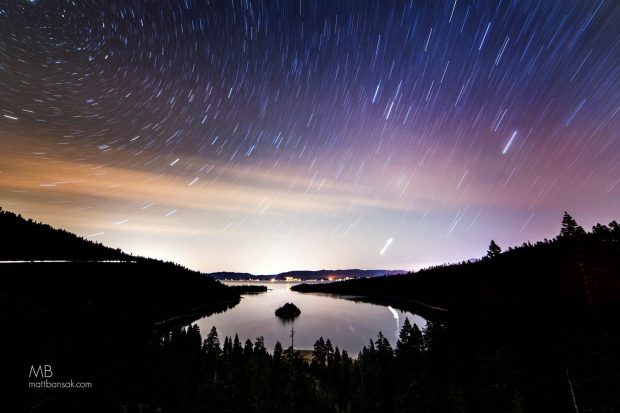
275 302 301 319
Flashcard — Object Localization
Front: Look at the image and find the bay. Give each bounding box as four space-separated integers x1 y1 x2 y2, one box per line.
196 281 426 354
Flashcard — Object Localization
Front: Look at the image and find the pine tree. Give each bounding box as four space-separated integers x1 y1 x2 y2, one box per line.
486 240 502 259
312 337 327 372
325 338 334 364
232 334 242 360
222 336 232 358
243 339 254 357
396 317 423 365
253 336 266 355
273 341 284 364
203 326 221 357
375 331 394 360
560 211 585 238
608 220 620 241
396 317 414 351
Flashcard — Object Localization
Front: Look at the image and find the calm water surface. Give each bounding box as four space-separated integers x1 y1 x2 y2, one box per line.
197 281 426 354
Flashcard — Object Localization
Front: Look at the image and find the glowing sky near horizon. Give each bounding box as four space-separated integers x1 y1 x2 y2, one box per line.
0 0 619 274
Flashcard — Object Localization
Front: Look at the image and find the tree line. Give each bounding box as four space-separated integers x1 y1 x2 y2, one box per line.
485 211 620 259
143 319 461 413
291 212 620 411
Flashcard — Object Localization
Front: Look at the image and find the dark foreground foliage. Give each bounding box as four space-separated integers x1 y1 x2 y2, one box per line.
6 208 620 411
0 207 243 411
5 261 240 413
93 320 458 413
293 213 620 412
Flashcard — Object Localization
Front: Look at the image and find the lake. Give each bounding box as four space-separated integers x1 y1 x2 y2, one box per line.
196 281 426 354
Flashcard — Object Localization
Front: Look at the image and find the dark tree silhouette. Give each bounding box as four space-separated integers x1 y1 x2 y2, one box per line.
273 341 284 364
396 317 423 369
292 213 620 412
486 239 502 259
312 337 327 369
11 205 620 412
560 211 586 238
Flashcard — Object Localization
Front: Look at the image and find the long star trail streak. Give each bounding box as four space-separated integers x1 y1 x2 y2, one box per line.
502 131 518 155
0 0 618 274
380 238 394 256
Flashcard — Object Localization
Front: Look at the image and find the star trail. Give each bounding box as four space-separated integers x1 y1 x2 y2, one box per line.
0 0 618 273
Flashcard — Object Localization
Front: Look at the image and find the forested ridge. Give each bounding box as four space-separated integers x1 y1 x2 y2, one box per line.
0 207 133 261
1 207 240 411
293 213 620 412
8 209 620 412
0 207 240 325
293 212 620 313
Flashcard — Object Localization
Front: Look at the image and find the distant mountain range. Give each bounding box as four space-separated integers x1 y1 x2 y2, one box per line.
207 269 407 281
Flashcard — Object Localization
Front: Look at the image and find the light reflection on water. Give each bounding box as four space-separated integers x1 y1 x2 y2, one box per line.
196 281 426 354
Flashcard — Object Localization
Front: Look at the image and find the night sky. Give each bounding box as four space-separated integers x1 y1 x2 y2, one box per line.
0 0 618 274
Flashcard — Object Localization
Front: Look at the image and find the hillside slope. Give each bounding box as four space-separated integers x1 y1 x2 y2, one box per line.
293 225 620 312
1 207 240 410
0 207 132 261
293 219 620 411
0 207 239 323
